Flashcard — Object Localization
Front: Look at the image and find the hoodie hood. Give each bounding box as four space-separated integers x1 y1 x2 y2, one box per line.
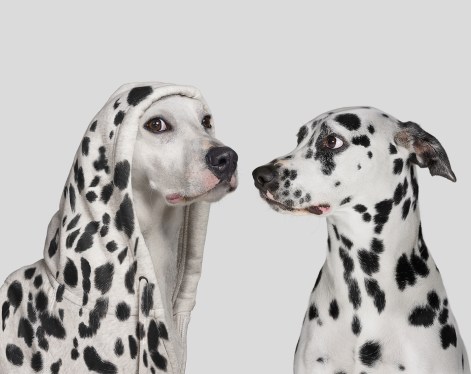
1 82 212 374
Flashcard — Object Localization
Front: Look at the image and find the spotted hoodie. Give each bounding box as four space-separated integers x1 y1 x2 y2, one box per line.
0 82 212 374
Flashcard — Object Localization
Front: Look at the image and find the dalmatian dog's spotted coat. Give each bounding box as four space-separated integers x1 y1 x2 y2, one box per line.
0 82 237 373
253 107 469 374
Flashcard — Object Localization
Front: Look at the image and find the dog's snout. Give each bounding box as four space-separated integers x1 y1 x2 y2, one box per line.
205 146 238 180
252 165 277 190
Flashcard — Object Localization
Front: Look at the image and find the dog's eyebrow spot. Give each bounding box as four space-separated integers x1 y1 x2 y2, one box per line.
334 113 361 131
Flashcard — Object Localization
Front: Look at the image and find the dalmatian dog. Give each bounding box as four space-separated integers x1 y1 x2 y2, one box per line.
0 83 237 374
252 107 469 374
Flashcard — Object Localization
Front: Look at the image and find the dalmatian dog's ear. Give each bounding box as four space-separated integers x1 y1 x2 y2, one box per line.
394 121 457 182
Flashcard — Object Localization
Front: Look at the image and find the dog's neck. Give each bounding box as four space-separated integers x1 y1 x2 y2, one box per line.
132 183 186 313
322 166 436 310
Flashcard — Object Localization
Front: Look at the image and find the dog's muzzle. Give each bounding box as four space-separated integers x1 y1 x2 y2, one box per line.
252 164 277 191
205 146 238 181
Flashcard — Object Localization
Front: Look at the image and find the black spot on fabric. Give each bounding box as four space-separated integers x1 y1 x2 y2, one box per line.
359 341 382 367
389 143 398 154
18 318 34 347
6 344 24 366
143 349 148 367
100 225 109 238
348 279 362 310
411 252 429 277
335 113 361 131
358 250 380 275
31 351 43 372
89 120 97 132
440 324 457 349
396 254 416 290
340 235 353 250
75 166 85 193
409 305 436 327
373 199 393 234
66 214 81 231
308 304 319 320
352 315 362 336
7 281 23 311
118 247 128 264
439 308 449 325
113 99 120 109
313 268 323 291
66 229 81 249
136 322 145 340
50 359 62 374
364 278 386 313
36 326 49 351
112 303 130 324
427 291 440 310
125 261 138 294
93 146 110 174
48 229 59 258
114 160 130 190
35 291 48 312
94 263 114 294
297 125 308 144
86 191 98 202
81 258 91 306
329 299 339 320
82 137 90 156
352 135 370 148
90 175 100 187
2 301 11 330
115 194 135 238
69 184 76 212
340 196 352 205
78 297 109 338
148 320 168 371
34 275 43 288
39 311 66 339
354 204 367 213
114 110 125 126
128 335 138 359
71 348 79 360
371 238 384 253
106 241 118 253
127 86 153 106
64 258 78 287
393 158 404 174
141 283 154 317
114 338 124 357
83 346 117 374
402 198 411 220
101 182 114 204
24 267 36 280
75 221 100 253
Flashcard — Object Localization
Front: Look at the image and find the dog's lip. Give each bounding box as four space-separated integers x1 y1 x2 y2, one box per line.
166 179 235 204
260 191 330 215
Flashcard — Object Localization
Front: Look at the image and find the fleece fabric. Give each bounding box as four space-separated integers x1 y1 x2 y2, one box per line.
0 82 211 374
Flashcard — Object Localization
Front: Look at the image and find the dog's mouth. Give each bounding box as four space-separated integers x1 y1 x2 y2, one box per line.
259 191 330 215
166 175 237 204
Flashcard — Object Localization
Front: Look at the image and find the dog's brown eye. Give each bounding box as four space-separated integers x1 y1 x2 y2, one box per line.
325 135 344 150
202 115 212 129
144 117 169 133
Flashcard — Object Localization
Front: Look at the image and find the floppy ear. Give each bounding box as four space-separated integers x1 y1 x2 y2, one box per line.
394 121 456 182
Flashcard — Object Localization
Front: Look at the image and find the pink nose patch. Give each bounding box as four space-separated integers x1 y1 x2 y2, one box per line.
307 205 331 215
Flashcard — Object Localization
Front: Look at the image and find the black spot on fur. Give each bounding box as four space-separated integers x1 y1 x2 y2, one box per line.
440 324 457 349
335 113 361 131
114 160 130 190
340 235 353 250
114 110 125 126
348 279 362 310
64 258 78 287
373 199 393 234
83 346 117 374
127 86 153 106
352 315 362 336
31 351 43 372
75 221 100 253
6 344 24 366
396 254 417 290
439 308 449 325
409 305 436 327
368 124 375 134
308 304 319 320
364 278 386 313
340 196 352 205
354 204 367 213
352 135 371 148
427 291 440 310
297 125 308 144
359 341 382 367
402 198 411 220
329 299 339 320
393 158 404 174
389 143 398 154
94 263 114 294
115 194 135 238
411 251 429 277
371 238 384 253
358 250 380 275
8 281 23 311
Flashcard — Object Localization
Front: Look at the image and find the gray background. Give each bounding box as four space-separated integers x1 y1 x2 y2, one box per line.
0 2 470 372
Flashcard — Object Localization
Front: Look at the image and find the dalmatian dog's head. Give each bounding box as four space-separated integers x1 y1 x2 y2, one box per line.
252 107 455 216
133 94 238 205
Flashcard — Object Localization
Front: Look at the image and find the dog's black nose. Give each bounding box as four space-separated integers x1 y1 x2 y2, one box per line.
206 146 238 180
252 165 277 189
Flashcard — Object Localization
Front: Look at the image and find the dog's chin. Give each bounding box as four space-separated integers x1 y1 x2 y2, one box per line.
259 191 331 216
166 177 238 206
